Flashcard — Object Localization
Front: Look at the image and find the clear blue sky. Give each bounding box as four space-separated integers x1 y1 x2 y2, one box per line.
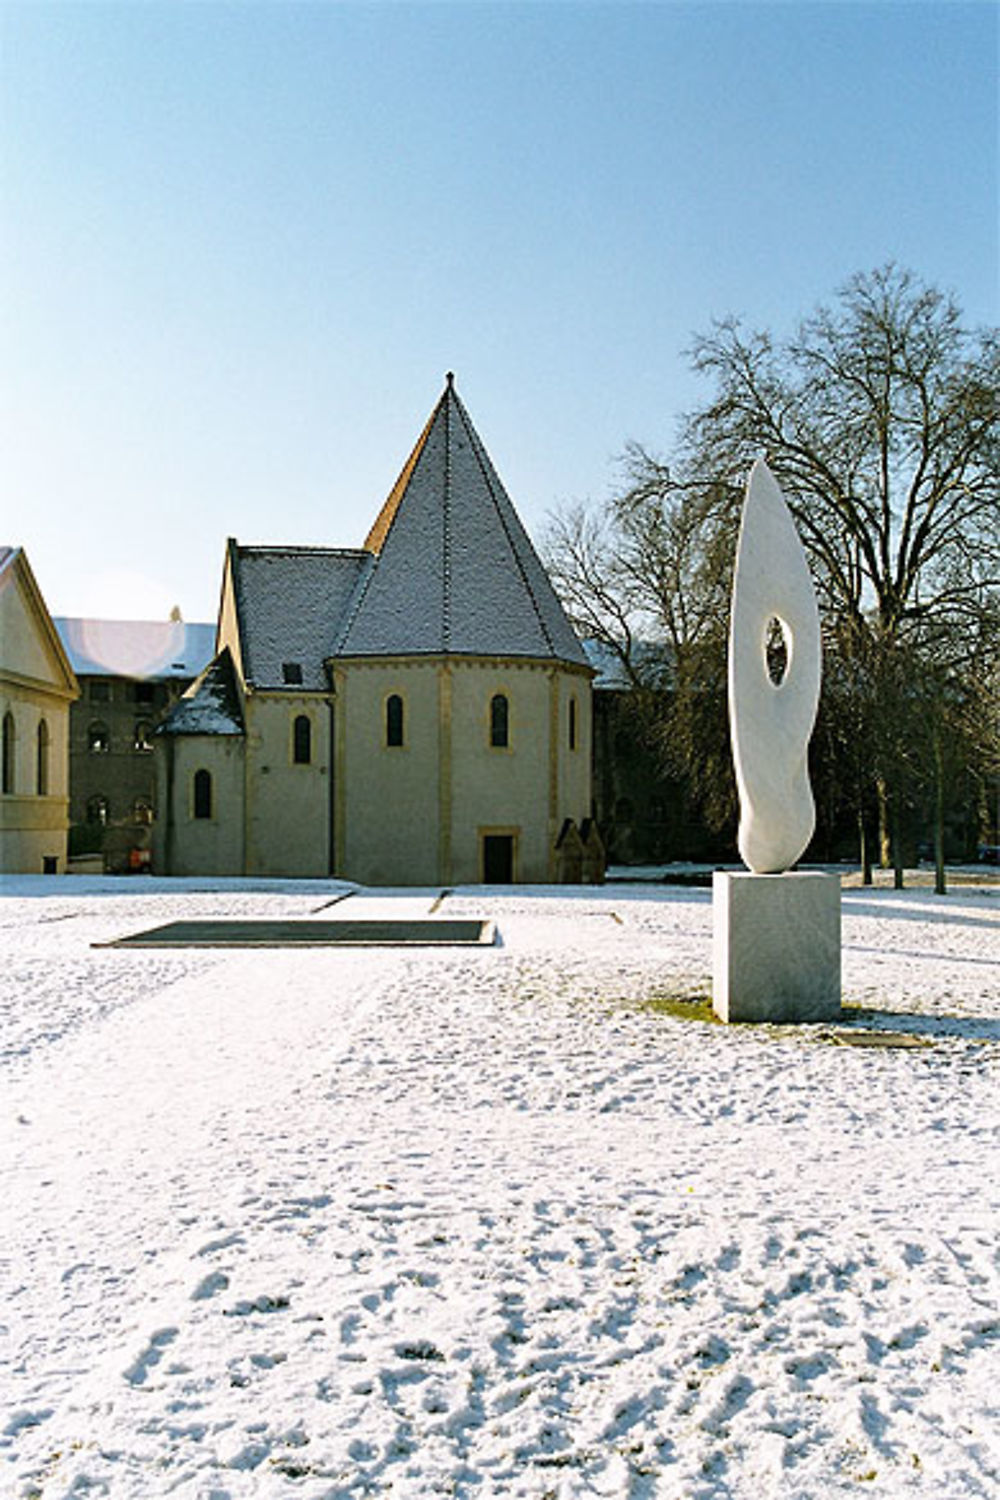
3 0 997 623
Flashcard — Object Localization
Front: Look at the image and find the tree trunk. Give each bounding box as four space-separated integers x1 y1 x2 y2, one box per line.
934 733 947 896
877 776 891 868
858 802 872 886
891 798 904 889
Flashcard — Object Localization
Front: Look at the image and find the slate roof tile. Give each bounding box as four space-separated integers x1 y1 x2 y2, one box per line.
337 378 588 666
157 647 245 736
232 547 372 690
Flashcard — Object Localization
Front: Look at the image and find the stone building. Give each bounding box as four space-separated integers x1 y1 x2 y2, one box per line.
0 547 78 874
155 378 595 884
55 618 214 872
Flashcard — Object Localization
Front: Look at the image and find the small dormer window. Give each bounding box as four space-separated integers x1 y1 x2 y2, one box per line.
282 662 303 685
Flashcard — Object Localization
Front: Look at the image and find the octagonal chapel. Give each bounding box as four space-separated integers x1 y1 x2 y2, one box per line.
154 378 596 884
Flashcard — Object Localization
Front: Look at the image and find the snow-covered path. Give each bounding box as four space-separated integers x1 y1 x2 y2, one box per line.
2 878 998 1498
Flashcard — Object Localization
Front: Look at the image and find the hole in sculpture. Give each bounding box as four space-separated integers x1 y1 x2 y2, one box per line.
765 617 789 686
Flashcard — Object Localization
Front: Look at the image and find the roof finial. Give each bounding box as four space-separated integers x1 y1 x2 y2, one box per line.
445 371 455 389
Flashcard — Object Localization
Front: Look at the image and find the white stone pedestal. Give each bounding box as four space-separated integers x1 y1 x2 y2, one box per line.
713 871 841 1023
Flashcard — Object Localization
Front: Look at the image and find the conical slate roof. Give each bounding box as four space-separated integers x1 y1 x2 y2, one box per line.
157 647 245 736
335 377 588 666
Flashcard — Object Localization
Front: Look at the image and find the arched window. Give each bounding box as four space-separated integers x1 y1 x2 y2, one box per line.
87 794 109 825
568 696 578 752
133 721 153 753
88 721 110 754
293 714 312 765
36 719 50 794
386 694 404 748
489 693 509 748
2 711 14 794
193 769 212 820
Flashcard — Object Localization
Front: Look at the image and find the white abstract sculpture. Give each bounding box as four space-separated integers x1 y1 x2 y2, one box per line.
714 459 839 1023
729 459 821 874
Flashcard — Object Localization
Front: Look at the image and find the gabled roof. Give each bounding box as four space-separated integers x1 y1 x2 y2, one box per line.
229 545 371 690
335 377 589 666
54 618 215 680
157 647 245 736
1 546 79 698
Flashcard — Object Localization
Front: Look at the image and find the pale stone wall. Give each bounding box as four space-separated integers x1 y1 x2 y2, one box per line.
555 671 593 855
450 660 549 883
333 657 593 886
0 793 73 874
152 656 593 885
243 694 333 877
154 735 246 876
1 555 76 874
1 573 59 688
334 660 444 885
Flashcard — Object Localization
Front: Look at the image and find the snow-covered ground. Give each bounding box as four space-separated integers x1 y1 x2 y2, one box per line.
2 875 997 1499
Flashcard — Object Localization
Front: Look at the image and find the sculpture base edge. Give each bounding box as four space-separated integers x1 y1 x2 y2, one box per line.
712 871 841 1024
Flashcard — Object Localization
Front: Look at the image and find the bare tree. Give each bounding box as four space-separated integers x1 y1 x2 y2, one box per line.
546 266 999 870
685 265 999 651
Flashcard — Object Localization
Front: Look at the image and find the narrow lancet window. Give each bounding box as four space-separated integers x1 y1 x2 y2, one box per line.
193 768 212 820
2 712 15 793
386 694 404 748
293 714 312 764
490 693 509 748
36 720 50 794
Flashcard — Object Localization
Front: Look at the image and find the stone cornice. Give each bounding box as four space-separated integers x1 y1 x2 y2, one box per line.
0 669 77 704
326 653 594 679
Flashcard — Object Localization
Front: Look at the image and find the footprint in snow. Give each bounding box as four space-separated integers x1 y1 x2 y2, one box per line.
340 1311 362 1343
191 1270 230 1301
123 1326 178 1386
716 1243 742 1272
196 1229 244 1257
224 1293 291 1317
4 1408 53 1437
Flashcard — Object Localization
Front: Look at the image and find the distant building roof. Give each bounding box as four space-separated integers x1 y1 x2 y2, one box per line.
157 648 245 736
54 618 216 680
583 639 675 692
0 546 14 574
583 639 633 691
228 545 371 691
335 376 589 666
